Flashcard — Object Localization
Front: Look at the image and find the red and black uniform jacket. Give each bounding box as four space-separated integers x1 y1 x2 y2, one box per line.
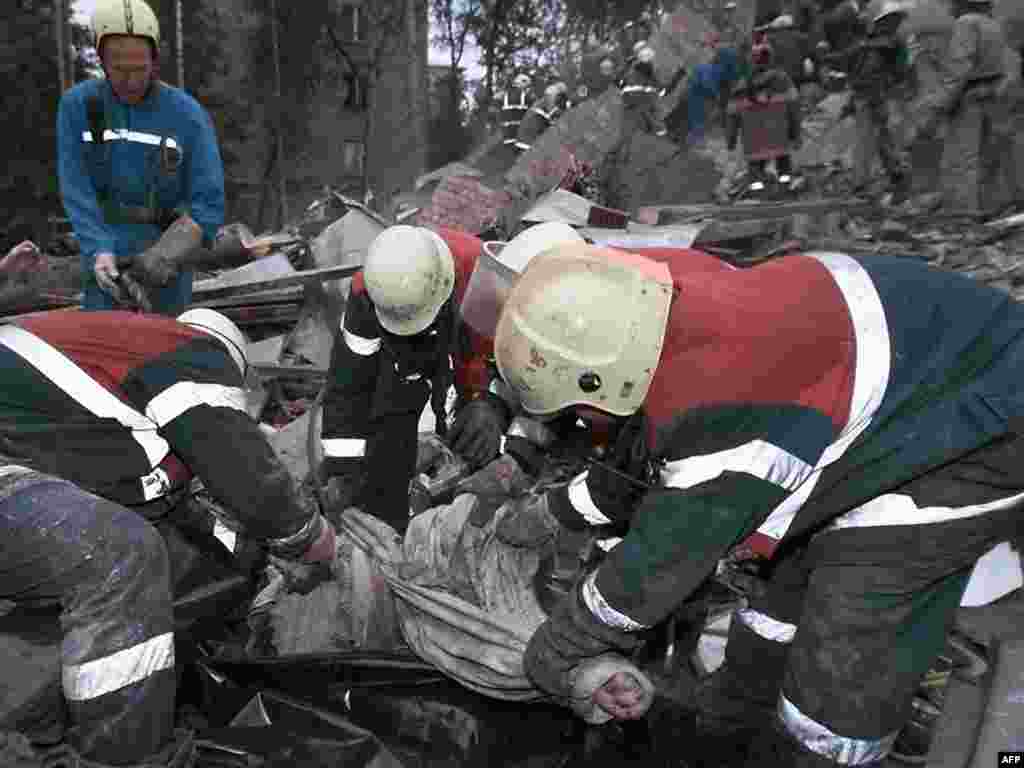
0 311 319 554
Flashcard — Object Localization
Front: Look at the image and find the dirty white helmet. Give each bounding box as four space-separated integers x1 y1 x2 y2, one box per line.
178 308 248 378
636 45 656 64
92 0 161 54
495 222 584 273
868 0 906 24
364 225 455 336
513 72 532 89
495 243 674 417
599 57 616 76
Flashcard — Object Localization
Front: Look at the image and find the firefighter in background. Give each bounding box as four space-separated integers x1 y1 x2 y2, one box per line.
0 308 337 767
727 35 802 193
493 241 1024 767
623 42 668 137
499 71 536 151
517 81 571 152
57 0 224 316
929 0 1008 215
841 1 911 202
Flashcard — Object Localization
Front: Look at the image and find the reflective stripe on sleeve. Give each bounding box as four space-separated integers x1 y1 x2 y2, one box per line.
737 608 796 643
829 489 1024 530
322 438 367 458
343 328 382 356
0 326 169 467
63 632 175 701
779 694 899 765
567 472 612 525
661 439 814 492
144 382 248 427
581 570 649 631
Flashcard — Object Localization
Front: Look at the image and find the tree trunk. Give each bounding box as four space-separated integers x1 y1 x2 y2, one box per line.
55 0 67 92
406 0 424 183
269 0 289 227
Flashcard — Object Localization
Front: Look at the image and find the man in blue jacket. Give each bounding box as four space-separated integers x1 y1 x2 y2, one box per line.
58 0 225 316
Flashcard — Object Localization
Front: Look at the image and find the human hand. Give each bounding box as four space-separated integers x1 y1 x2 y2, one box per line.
591 670 653 720
0 241 46 276
94 251 120 293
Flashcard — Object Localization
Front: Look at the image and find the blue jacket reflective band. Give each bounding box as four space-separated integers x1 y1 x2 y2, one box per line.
57 78 225 312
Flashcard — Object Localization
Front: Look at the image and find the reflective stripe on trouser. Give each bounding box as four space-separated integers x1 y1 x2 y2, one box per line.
0 478 176 764
941 97 997 214
758 503 1020 765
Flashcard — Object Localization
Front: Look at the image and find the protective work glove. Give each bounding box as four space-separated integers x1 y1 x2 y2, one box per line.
269 513 339 595
134 214 204 287
448 393 510 467
524 577 654 722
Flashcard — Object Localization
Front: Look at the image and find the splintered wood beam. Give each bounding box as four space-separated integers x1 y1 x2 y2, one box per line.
192 264 361 301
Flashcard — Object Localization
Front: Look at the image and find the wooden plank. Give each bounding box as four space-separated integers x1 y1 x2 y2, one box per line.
695 218 786 244
647 198 876 225
252 363 328 381
193 264 361 301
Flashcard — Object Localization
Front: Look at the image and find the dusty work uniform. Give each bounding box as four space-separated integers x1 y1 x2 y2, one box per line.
500 85 535 151
0 311 325 765
939 11 1007 213
524 251 1024 767
622 61 666 136
844 32 911 193
727 64 801 183
57 78 225 315
320 228 495 532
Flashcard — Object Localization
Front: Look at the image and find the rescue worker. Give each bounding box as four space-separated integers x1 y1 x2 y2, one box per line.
58 0 225 316
727 36 802 193
935 0 1007 214
0 308 337 766
842 1 911 201
499 71 535 152
492 242 1024 766
622 43 668 137
517 82 571 152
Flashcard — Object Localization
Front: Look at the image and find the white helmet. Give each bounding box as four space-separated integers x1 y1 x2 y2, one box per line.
495 243 674 417
494 222 584 273
177 308 248 378
364 225 455 336
637 45 656 64
513 72 532 89
92 0 161 54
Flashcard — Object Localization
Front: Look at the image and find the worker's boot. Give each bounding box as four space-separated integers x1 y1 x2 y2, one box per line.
0 728 195 768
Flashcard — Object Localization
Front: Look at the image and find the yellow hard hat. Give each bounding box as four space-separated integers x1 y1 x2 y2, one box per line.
92 0 161 53
495 243 673 417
